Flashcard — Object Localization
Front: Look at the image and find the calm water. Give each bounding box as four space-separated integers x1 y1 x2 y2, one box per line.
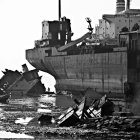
1 94 75 111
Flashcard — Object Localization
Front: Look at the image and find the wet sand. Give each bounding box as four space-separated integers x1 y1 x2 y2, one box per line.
0 94 79 139
0 94 139 139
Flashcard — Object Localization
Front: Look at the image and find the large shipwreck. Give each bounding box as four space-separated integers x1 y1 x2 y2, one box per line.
26 0 140 100
0 64 46 98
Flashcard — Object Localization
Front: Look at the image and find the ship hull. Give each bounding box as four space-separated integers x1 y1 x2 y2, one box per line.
26 48 127 97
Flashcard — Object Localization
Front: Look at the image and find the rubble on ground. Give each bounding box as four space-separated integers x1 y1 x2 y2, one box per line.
0 90 140 139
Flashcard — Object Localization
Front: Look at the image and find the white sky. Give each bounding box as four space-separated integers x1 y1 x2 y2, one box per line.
0 0 139 90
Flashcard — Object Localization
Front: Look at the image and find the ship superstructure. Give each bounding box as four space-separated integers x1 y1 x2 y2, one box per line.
26 0 140 99
95 0 140 39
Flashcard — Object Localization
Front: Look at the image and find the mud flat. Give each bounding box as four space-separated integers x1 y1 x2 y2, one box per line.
0 110 139 139
0 93 139 139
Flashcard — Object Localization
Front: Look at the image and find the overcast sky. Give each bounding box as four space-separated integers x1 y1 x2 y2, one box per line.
0 0 139 90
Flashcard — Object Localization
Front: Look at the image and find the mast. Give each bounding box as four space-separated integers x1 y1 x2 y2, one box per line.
126 0 130 10
59 0 61 21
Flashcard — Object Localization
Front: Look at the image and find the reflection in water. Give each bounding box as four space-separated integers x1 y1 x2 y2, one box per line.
9 97 38 107
9 94 74 108
0 94 75 114
55 95 75 108
0 94 125 139
0 94 78 139
37 108 52 113
38 94 56 106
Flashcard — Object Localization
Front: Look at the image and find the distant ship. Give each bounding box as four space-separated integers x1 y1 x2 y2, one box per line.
26 0 140 99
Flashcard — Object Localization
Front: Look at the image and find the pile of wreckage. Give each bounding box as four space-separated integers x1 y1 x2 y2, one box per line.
56 94 114 127
38 93 140 134
0 64 46 102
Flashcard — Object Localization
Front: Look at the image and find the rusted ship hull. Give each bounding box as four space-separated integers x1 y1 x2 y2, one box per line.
25 0 140 102
0 65 46 98
26 48 127 97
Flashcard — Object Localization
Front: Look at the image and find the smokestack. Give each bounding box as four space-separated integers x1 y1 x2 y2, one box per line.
59 0 61 21
126 0 130 10
116 0 125 14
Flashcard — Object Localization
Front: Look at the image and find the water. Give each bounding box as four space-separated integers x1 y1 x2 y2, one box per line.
0 93 80 139
0 94 131 139
0 94 75 112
